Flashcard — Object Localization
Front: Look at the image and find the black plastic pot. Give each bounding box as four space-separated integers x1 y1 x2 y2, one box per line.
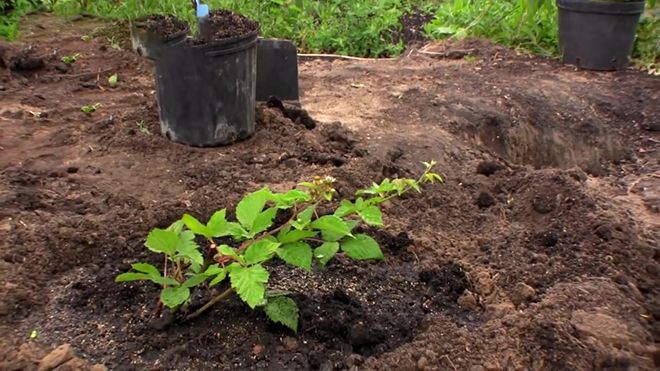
154 30 259 146
557 0 645 70
129 22 188 60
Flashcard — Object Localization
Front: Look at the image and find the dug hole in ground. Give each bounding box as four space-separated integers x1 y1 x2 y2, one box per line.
0 14 659 371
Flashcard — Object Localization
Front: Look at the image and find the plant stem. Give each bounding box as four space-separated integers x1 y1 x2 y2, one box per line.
183 287 234 321
163 255 168 278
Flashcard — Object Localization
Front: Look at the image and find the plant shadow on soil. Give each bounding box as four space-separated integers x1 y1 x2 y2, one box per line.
1 15 659 371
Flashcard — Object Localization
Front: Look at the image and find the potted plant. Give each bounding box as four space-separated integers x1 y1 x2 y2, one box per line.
556 0 653 70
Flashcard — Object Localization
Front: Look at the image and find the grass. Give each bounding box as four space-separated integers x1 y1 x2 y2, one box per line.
49 0 423 57
423 0 659 69
0 0 657 66
424 0 558 57
0 0 47 39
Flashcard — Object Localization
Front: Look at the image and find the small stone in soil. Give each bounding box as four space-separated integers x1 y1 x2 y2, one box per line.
510 282 536 307
66 166 79 174
38 344 74 371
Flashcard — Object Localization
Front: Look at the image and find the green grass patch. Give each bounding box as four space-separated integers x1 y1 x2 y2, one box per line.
423 0 658 68
2 0 657 67
48 0 421 57
1 0 47 39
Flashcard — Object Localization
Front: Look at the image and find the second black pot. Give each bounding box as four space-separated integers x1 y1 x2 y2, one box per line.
557 0 645 70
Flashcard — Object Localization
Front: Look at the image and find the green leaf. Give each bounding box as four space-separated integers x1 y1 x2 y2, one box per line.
236 188 272 229
207 209 229 237
175 231 203 266
245 239 280 265
277 227 317 244
273 189 311 208
182 273 208 288
108 73 118 87
209 269 227 287
216 245 244 264
115 272 152 282
229 264 270 309
130 262 160 277
357 205 383 227
116 272 179 286
203 264 223 276
182 214 213 239
341 234 384 260
249 207 278 236
314 242 340 267
167 220 185 234
160 286 190 308
145 228 179 256
277 242 312 271
226 222 250 239
321 219 358 242
150 276 181 286
291 205 315 230
334 199 355 217
264 296 299 332
311 215 352 238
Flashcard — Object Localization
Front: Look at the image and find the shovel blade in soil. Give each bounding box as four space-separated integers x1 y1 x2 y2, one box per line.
257 39 299 102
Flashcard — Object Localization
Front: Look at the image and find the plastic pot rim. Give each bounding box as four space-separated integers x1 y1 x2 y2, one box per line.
556 0 646 15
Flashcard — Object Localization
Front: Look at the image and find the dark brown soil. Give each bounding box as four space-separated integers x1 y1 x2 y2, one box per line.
203 9 259 42
136 14 188 38
1 15 659 371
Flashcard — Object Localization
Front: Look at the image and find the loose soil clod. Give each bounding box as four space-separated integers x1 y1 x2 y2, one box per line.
199 9 259 42
135 15 188 38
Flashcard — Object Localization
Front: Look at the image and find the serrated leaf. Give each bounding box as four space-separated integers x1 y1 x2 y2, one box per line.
236 188 272 229
182 214 213 239
277 242 312 271
216 245 244 265
160 286 190 308
334 199 355 217
145 228 178 255
277 228 317 244
229 264 269 308
207 209 229 237
291 205 315 230
341 234 384 260
131 262 160 277
357 205 383 227
273 189 311 208
175 231 203 266
314 242 340 267
244 239 280 265
321 219 358 242
264 296 299 332
311 215 352 238
167 220 185 234
182 273 208 288
226 222 250 239
249 207 278 235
